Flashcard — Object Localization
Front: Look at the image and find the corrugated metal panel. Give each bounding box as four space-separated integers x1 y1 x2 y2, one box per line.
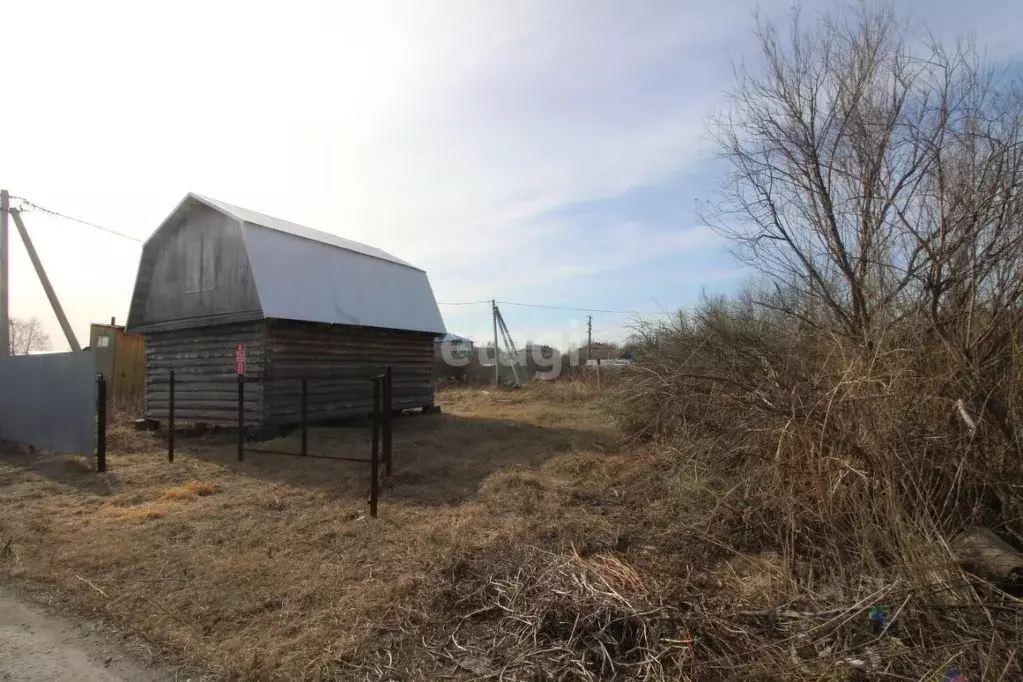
192 194 415 268
0 351 96 456
242 223 447 334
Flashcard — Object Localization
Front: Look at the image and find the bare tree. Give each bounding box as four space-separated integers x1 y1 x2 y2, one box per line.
704 2 1023 445
9 317 53 355
706 4 1023 328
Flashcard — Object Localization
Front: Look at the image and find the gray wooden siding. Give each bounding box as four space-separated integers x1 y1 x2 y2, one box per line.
264 321 435 425
145 322 266 425
144 321 435 427
138 204 260 327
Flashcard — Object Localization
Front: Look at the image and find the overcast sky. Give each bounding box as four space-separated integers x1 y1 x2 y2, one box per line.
1 0 1020 350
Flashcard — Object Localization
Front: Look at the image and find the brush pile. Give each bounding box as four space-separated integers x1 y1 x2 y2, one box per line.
434 548 685 681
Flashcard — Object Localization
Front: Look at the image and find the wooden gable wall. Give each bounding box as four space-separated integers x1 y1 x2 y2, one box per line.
129 202 262 332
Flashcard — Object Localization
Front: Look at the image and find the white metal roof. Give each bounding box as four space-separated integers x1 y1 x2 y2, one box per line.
191 194 417 269
438 333 474 344
130 193 446 334
240 221 445 334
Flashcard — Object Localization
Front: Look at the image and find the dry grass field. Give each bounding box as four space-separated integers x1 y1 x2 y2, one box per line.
0 382 699 680
3 379 1018 680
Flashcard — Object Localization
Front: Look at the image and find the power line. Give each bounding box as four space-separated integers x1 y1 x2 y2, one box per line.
497 300 671 316
590 327 635 340
437 299 673 316
0 202 676 317
10 196 145 243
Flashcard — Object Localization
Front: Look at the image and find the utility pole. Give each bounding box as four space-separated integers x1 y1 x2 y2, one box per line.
496 307 522 387
586 315 592 363
10 209 81 351
0 190 8 357
491 299 500 386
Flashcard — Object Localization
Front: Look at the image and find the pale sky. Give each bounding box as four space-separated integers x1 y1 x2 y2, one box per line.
1 0 1020 350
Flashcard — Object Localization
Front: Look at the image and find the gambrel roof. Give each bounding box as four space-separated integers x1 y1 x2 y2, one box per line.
195 194 416 269
126 193 446 334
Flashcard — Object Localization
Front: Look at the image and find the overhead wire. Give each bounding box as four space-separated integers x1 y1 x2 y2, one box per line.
497 300 671 316
9 197 675 319
437 300 673 317
10 196 145 243
590 328 635 341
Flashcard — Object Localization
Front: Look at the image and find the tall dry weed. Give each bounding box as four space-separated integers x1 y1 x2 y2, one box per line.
610 294 1022 677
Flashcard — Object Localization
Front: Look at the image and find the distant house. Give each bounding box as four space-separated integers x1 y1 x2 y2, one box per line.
435 333 474 359
585 342 621 361
433 333 475 382
126 193 446 425
585 358 633 368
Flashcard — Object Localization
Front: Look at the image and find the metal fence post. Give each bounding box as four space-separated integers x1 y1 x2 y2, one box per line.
300 378 308 456
370 376 380 518
383 365 393 476
96 374 107 473
237 374 245 462
168 369 175 463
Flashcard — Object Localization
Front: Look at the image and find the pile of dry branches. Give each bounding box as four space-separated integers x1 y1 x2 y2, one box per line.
421 540 1019 680
430 548 685 680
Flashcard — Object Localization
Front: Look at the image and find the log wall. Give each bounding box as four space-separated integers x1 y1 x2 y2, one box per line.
143 320 435 426
144 322 266 425
264 320 435 424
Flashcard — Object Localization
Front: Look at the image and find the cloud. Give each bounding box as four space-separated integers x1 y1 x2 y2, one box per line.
3 0 1023 349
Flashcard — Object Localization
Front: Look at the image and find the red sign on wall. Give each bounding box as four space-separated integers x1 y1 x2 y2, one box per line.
235 343 246 376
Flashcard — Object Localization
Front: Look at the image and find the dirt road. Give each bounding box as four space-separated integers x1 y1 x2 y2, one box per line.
0 587 177 682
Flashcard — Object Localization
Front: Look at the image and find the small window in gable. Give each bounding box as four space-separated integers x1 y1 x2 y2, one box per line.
185 235 216 293
185 238 201 293
202 234 216 291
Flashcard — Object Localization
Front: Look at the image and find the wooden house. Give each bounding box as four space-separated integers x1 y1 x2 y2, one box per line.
89 320 146 403
125 193 446 426
433 333 476 383
434 333 474 360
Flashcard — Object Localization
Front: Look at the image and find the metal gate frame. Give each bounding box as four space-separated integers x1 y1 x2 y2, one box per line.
162 367 395 517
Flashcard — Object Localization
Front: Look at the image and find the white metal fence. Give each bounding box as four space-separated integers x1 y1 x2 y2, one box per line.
0 350 96 456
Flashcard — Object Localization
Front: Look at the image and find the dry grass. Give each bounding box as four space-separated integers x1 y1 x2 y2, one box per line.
612 300 1023 680
4 377 1014 679
1 382 672 680
163 481 220 500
